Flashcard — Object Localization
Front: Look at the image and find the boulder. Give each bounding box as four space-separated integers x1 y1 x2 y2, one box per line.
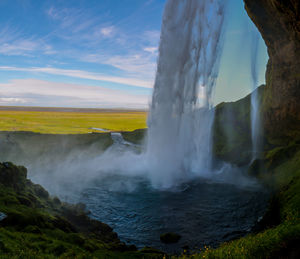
160 232 181 244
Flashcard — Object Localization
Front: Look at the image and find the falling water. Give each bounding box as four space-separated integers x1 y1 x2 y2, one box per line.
146 0 226 188
250 30 261 160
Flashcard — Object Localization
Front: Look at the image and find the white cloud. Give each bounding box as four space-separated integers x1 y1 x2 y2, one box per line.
0 97 27 104
0 39 39 56
0 79 149 108
143 47 158 54
46 6 109 41
47 7 85 29
82 53 157 81
0 66 153 88
0 26 54 56
0 26 44 56
100 26 115 37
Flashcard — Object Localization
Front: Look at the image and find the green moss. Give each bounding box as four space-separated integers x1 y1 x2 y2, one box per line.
187 221 300 259
121 128 147 145
0 162 165 258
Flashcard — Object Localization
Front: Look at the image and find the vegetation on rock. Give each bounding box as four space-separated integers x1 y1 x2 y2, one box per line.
0 162 164 258
244 0 300 142
212 85 265 166
121 128 147 145
182 145 300 258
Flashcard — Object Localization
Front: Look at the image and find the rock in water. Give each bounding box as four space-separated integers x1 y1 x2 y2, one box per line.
160 232 181 244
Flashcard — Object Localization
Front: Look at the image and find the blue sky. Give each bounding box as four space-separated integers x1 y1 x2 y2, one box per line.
0 0 268 108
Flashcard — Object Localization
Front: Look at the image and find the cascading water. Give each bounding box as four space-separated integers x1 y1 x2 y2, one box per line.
146 0 226 188
250 30 261 160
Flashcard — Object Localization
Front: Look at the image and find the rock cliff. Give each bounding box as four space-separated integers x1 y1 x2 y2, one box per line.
244 0 300 143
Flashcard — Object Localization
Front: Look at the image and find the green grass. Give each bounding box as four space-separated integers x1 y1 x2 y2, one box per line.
0 162 164 258
0 111 147 134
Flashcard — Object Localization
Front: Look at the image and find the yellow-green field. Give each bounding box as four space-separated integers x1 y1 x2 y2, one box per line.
0 110 147 134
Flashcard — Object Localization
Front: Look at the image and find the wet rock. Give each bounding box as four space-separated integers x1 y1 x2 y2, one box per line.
53 196 61 205
244 0 300 142
33 184 49 199
160 232 181 244
0 162 27 190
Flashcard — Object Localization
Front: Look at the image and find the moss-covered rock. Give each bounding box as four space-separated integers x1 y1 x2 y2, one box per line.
212 85 264 166
121 128 147 145
0 162 164 258
0 162 27 190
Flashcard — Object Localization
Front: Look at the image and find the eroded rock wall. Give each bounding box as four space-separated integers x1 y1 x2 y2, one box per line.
244 0 300 143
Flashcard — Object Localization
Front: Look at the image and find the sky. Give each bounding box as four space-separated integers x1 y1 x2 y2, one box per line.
0 0 268 109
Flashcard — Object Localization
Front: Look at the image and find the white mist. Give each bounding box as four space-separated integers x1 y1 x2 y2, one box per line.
146 0 226 188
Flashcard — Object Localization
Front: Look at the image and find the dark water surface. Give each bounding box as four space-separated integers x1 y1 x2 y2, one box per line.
65 175 269 254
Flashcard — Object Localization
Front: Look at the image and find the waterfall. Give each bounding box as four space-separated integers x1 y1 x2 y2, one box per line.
250 30 261 160
146 0 226 188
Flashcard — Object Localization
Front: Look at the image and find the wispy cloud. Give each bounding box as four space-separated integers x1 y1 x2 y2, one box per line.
0 39 43 56
100 26 115 37
46 6 114 43
82 53 156 80
143 47 158 54
47 7 90 31
0 25 54 56
0 97 27 105
0 2 163 108
0 66 153 88
0 79 149 108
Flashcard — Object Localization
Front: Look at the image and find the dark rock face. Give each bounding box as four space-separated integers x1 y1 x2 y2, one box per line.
0 162 27 190
212 85 264 166
244 0 300 143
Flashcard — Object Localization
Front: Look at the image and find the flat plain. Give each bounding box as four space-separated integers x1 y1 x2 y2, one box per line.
0 107 147 134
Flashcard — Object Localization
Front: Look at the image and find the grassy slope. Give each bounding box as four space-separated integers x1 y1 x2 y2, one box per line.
0 162 163 258
0 111 147 134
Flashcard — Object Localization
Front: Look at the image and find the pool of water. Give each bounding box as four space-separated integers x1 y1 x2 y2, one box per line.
26 134 269 254
61 174 268 254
